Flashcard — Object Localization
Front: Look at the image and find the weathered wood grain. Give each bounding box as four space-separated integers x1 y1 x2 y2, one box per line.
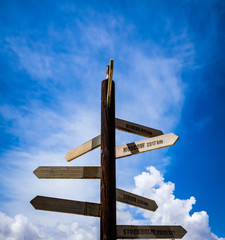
33 166 101 179
116 188 157 211
30 196 101 217
116 133 179 159
65 135 101 162
115 118 163 138
116 225 187 239
101 79 116 240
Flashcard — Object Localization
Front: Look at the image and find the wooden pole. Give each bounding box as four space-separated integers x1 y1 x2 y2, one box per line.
101 79 116 240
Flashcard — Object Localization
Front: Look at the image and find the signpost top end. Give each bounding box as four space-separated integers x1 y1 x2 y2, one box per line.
106 59 114 107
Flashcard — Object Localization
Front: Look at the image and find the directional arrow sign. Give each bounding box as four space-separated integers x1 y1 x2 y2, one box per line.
116 188 157 211
115 118 163 138
116 133 178 159
30 196 101 217
33 166 101 179
116 225 187 239
65 135 101 162
65 119 163 162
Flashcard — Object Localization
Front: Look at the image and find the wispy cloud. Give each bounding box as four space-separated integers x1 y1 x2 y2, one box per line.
121 166 224 240
1 4 189 217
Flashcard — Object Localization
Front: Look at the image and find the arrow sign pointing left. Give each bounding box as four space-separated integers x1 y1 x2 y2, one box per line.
30 196 101 217
65 135 101 162
33 166 101 179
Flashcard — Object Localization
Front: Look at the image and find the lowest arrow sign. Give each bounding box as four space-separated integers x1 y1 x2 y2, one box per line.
33 166 101 179
117 225 187 239
30 196 101 217
116 133 178 159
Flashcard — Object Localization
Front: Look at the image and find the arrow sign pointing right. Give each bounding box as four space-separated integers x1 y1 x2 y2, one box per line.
116 133 179 159
115 118 163 138
116 225 187 239
116 188 157 212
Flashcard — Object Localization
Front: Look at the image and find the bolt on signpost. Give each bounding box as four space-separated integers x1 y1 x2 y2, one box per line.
31 59 187 239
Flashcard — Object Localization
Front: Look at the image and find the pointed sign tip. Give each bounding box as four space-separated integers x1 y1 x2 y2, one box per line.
30 196 38 208
180 225 187 235
33 168 38 178
154 202 158 211
170 132 179 145
174 134 179 144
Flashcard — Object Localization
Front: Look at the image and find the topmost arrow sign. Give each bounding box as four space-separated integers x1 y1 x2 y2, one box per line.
115 118 163 138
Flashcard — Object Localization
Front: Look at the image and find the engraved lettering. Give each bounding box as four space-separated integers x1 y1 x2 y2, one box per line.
137 199 148 206
123 147 128 152
156 230 169 235
123 194 137 202
121 228 177 237
147 139 163 147
123 143 145 153
168 230 175 235
125 123 153 136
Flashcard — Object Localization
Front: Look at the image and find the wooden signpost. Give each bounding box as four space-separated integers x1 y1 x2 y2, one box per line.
31 59 187 239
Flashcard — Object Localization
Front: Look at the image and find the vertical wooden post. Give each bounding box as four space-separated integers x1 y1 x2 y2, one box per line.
101 79 116 240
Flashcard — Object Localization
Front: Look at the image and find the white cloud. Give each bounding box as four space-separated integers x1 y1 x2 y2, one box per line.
131 166 224 240
0 211 98 240
0 212 46 240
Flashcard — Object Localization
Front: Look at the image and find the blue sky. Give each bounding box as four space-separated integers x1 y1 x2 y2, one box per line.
0 1 225 239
